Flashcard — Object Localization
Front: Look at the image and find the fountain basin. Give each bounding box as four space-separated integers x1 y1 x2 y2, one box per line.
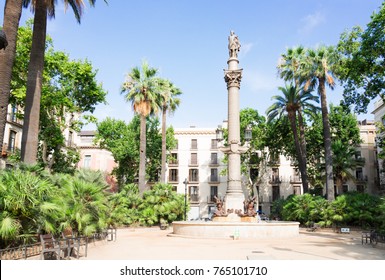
171 220 300 239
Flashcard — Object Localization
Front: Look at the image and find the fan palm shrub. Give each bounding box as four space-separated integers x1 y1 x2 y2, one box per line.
0 169 64 246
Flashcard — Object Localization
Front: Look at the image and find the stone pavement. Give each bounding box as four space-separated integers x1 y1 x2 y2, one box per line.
82 227 385 260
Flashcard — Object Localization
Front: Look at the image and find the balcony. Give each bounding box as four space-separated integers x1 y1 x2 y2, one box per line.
208 175 219 184
188 159 199 166
269 175 282 184
168 159 179 167
188 176 199 183
290 175 301 183
168 175 179 183
189 194 200 203
7 112 23 126
209 159 219 166
356 175 368 182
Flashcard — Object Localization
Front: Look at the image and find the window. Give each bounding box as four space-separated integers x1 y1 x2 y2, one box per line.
356 168 363 180
169 169 178 182
10 105 18 122
169 153 178 165
250 168 259 181
210 168 218 182
211 139 218 149
293 185 301 195
190 153 198 165
8 130 16 152
342 185 349 193
210 153 218 164
210 186 218 203
67 131 73 147
271 168 280 183
189 186 199 202
189 169 199 182
83 155 91 168
191 139 197 149
272 185 280 201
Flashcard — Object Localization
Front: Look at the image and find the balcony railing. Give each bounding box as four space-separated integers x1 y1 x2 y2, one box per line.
7 113 23 125
189 194 200 203
290 175 301 183
356 175 368 182
189 160 199 166
269 175 282 184
188 176 199 183
168 176 179 183
168 159 179 166
208 175 219 183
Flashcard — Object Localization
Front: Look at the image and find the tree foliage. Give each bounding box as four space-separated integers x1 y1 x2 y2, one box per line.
338 2 385 113
10 22 106 173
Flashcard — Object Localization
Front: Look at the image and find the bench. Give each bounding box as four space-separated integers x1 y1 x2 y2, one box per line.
62 229 88 258
40 234 65 260
370 231 385 247
362 231 372 244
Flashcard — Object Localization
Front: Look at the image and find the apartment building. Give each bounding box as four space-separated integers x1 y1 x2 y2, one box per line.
372 99 385 195
168 121 379 219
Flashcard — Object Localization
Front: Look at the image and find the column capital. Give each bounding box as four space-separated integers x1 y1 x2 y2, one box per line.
224 69 243 89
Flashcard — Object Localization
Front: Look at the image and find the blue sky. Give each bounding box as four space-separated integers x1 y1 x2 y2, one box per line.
3 0 384 130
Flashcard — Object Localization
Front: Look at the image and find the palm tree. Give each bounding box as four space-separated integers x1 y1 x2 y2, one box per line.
0 0 23 153
20 0 99 164
266 83 319 193
158 79 182 183
301 46 340 201
332 140 364 195
278 46 311 193
121 61 161 194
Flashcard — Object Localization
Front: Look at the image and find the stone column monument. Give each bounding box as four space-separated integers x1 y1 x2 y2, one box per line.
220 31 248 220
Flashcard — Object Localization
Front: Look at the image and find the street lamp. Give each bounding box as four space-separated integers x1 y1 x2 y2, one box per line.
215 125 223 142
183 178 188 221
245 125 252 142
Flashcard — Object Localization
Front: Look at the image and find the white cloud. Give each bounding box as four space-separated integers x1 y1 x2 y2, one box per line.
298 11 326 35
239 42 253 58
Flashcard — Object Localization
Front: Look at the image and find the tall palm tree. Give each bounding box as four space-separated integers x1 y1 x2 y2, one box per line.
121 61 160 194
301 46 340 201
20 0 99 165
266 83 319 193
0 0 23 153
158 79 181 183
278 46 310 192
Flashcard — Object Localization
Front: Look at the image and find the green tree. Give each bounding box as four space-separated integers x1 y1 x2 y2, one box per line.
301 46 340 201
266 84 319 193
10 23 106 173
158 79 182 183
332 139 364 195
306 105 362 194
0 0 23 152
338 2 385 113
20 0 101 165
121 61 161 194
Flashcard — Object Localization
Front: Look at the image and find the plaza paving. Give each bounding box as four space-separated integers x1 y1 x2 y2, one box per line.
82 226 385 260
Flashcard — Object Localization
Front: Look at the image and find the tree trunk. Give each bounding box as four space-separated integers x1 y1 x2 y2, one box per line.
138 114 147 194
21 1 48 164
0 0 23 154
288 111 308 193
297 111 309 193
319 78 335 201
160 106 167 183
